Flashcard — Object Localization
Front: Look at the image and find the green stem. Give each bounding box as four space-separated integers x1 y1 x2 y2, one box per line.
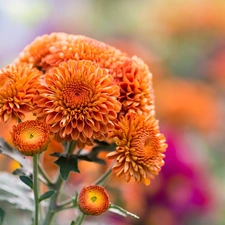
56 192 78 212
57 198 74 208
42 175 64 225
76 213 86 225
33 154 39 225
67 140 76 155
42 141 76 225
38 163 54 187
94 164 113 185
55 205 76 213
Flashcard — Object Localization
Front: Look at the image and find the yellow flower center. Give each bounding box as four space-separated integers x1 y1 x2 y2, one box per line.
91 196 97 202
87 189 104 205
20 128 44 146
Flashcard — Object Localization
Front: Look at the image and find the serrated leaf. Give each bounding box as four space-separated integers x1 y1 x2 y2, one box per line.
19 176 33 189
94 140 110 146
76 154 92 162
91 142 116 153
39 190 55 202
0 207 4 225
0 138 32 175
84 142 116 165
54 156 80 181
90 157 106 165
109 204 139 219
0 172 33 211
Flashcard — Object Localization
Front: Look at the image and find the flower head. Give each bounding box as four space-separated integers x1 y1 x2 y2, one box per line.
107 113 167 185
78 185 110 216
0 63 42 122
34 59 121 148
115 56 155 116
15 33 128 72
42 35 128 71
15 32 68 69
11 120 53 156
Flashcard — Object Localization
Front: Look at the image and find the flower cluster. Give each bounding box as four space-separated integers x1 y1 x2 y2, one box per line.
0 32 167 185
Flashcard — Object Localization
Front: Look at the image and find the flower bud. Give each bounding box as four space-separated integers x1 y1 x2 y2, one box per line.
11 120 53 156
78 185 110 216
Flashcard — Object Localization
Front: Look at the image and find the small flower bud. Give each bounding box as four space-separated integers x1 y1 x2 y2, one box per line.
78 185 110 216
11 120 53 156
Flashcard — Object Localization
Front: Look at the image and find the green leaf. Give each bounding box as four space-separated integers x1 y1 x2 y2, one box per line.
94 140 111 146
12 168 29 176
0 207 5 225
0 138 32 174
51 141 116 169
0 172 33 211
70 221 75 225
19 176 33 189
54 156 80 181
39 190 55 202
109 204 139 219
86 142 116 165
91 142 116 152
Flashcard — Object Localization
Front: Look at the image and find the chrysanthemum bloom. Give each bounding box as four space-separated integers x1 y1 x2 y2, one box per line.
107 113 167 186
0 64 42 122
11 120 53 156
15 33 128 72
34 59 121 148
15 32 68 70
78 185 110 216
42 35 128 72
115 56 155 116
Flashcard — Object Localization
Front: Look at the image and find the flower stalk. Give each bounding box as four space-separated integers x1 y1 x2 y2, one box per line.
42 174 64 225
75 213 86 225
33 154 39 225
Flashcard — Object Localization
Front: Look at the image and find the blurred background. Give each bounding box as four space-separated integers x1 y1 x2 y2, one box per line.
0 0 225 224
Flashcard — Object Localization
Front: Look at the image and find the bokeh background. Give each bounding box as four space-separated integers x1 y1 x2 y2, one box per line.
0 0 225 224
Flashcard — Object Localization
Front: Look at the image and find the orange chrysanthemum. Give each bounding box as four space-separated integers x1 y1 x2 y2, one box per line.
115 56 155 116
15 33 128 72
15 32 155 117
78 185 110 216
0 64 42 122
11 120 53 156
107 113 167 186
15 32 68 69
34 59 121 148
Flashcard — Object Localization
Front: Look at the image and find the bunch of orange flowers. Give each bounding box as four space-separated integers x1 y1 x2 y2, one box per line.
0 32 167 186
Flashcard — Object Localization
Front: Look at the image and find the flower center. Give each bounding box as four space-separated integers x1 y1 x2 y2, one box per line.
91 196 97 202
21 129 42 145
133 128 156 158
62 82 91 109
